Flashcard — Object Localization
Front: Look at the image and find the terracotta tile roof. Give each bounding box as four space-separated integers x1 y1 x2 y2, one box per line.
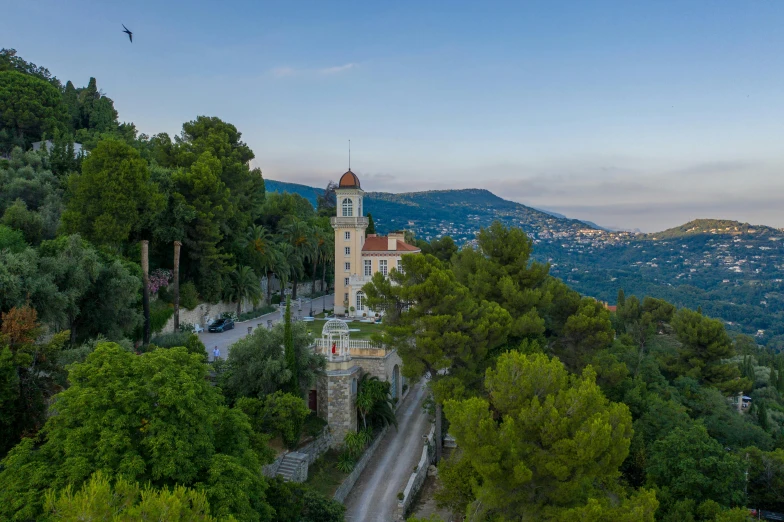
362 236 420 253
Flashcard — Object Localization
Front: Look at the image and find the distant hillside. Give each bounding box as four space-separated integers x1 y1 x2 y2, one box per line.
264 179 322 207
643 219 781 239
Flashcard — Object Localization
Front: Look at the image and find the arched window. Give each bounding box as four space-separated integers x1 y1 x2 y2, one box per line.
358 198 362 216
356 291 365 311
342 198 353 217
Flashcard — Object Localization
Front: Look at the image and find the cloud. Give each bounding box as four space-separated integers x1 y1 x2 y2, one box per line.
318 63 356 75
269 63 358 78
271 67 296 78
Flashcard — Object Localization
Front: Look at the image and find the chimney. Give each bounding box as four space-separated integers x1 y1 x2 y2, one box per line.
387 231 404 251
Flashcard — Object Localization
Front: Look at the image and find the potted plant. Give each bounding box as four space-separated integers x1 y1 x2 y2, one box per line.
349 306 356 317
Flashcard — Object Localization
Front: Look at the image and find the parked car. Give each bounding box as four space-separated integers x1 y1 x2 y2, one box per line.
208 318 235 333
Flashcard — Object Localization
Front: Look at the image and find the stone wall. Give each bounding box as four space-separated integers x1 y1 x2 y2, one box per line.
298 426 332 465
352 350 403 401
263 276 326 299
286 452 310 483
322 366 360 446
333 425 390 504
262 454 284 479
159 279 327 334
397 423 436 520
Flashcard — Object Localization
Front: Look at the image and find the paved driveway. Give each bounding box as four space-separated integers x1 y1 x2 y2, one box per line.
200 294 333 361
344 380 431 521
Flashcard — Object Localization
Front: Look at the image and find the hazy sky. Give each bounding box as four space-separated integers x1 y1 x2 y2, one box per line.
3 0 784 232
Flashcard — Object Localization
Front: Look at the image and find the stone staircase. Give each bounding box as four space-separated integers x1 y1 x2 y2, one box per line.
275 452 309 482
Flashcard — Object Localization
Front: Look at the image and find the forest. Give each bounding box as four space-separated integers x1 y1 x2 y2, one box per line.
3 48 784 521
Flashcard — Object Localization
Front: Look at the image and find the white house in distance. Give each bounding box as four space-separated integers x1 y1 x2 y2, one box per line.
330 169 420 316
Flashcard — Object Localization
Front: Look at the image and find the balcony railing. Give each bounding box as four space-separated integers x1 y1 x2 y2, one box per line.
331 216 369 229
313 338 387 359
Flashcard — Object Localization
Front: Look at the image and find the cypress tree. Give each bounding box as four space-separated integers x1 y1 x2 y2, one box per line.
778 364 784 393
758 401 769 432
617 288 626 310
366 213 376 235
283 296 299 395
770 366 777 388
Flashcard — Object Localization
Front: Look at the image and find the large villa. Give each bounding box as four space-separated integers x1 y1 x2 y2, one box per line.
330 169 421 316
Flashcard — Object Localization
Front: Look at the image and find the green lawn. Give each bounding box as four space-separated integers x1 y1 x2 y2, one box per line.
305 319 383 341
305 449 348 497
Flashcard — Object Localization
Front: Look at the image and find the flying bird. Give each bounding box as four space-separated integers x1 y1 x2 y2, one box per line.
122 24 133 43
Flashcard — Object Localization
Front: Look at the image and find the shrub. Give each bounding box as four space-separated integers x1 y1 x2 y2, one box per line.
303 412 328 437
178 322 195 333
336 452 355 473
238 305 276 322
271 294 282 305
149 332 207 361
221 311 238 321
179 281 199 310
397 491 404 501
149 300 174 334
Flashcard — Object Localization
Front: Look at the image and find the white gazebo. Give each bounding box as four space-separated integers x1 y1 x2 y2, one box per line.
321 319 351 361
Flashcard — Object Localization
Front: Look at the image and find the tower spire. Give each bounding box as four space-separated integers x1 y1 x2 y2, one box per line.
348 139 351 170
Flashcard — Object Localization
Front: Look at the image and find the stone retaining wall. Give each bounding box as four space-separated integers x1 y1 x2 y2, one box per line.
298 426 332 465
397 423 436 520
262 454 284 479
333 425 390 504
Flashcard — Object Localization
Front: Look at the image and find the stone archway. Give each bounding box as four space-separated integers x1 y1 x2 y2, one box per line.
391 364 400 400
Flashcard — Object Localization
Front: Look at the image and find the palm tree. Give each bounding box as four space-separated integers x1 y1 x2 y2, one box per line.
224 266 262 316
311 225 329 295
356 373 398 430
279 218 316 300
244 225 277 302
266 247 288 304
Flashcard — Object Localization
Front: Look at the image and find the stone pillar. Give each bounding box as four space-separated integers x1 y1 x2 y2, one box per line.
317 365 361 447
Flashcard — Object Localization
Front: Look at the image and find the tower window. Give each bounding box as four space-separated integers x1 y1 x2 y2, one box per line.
364 259 372 277
344 277 350 286
345 262 350 272
345 231 351 240
342 198 353 217
379 259 388 276
345 247 350 255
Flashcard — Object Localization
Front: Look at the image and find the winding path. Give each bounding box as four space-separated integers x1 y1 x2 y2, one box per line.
344 380 431 521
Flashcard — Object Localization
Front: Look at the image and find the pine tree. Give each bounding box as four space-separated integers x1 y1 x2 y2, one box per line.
366 213 376 235
769 366 777 388
617 288 626 309
283 296 299 396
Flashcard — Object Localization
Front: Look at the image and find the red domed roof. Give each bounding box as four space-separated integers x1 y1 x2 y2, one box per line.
338 169 361 189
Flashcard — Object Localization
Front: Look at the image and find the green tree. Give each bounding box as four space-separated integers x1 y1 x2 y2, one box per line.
44 471 228 521
364 253 512 460
224 265 262 316
356 373 397 430
419 235 458 264
220 321 324 402
0 306 69 458
646 424 745 512
283 296 299 395
0 70 67 151
61 139 163 248
553 297 615 370
280 217 315 299
671 308 751 395
757 400 770 432
366 212 376 234
0 343 274 521
746 447 784 512
1 199 43 244
452 221 550 342
237 391 310 450
444 351 656 521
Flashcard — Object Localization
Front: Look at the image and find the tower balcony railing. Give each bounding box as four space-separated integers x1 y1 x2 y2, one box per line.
313 338 387 359
330 216 369 229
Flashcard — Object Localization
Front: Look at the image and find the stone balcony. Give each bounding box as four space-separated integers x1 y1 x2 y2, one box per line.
330 216 369 229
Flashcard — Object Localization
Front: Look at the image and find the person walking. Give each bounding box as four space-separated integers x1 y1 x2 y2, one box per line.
213 346 221 361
